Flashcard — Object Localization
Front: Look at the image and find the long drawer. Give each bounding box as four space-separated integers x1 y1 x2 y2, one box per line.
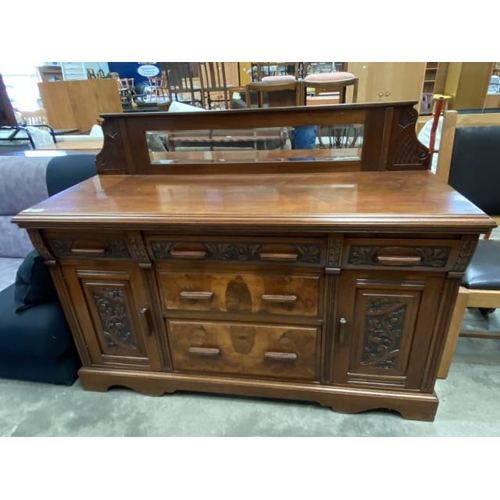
158 270 321 318
168 320 319 381
145 235 326 267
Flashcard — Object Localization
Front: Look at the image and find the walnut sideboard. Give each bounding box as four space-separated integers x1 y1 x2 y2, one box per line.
13 104 496 421
14 170 495 421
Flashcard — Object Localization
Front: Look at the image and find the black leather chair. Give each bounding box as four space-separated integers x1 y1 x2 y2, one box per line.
437 111 500 378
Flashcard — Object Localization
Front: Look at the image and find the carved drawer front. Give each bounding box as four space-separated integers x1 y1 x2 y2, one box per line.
145 235 326 266
44 230 134 260
168 320 319 381
158 271 321 318
342 238 462 271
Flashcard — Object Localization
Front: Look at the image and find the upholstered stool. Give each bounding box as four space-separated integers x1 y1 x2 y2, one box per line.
302 71 358 105
438 239 500 378
246 75 300 108
261 75 296 83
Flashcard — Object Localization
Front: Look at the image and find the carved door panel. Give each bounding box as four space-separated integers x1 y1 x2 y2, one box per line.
62 265 162 370
332 270 444 389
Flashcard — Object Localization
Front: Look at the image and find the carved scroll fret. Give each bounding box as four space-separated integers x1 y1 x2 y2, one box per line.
150 241 321 264
390 107 430 168
361 298 406 369
96 119 128 174
93 286 137 350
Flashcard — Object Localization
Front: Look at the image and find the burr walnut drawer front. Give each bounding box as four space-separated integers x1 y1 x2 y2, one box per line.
158 271 321 318
168 320 319 381
342 238 463 271
44 230 134 260
145 236 326 266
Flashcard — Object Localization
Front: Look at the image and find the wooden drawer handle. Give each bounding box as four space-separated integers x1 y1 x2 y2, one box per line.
376 255 422 266
71 247 106 256
180 291 214 300
171 250 207 259
261 294 297 303
259 252 298 262
264 351 297 361
188 347 220 357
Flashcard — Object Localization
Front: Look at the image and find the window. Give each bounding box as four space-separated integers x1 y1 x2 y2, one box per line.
0 61 45 112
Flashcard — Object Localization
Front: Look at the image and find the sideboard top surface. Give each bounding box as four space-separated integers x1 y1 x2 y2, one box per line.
14 171 495 232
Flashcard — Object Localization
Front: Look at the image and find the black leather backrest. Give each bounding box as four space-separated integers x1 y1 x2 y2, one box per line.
448 126 500 215
45 154 97 197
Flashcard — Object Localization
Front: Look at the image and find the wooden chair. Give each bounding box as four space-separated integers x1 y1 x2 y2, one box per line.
117 78 135 105
19 109 56 144
437 110 500 378
20 109 48 126
245 76 301 108
161 62 203 107
147 75 168 101
251 62 301 81
198 62 231 110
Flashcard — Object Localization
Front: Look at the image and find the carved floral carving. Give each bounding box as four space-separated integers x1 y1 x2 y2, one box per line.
127 233 151 264
361 299 407 369
93 286 137 350
327 236 343 267
453 240 477 271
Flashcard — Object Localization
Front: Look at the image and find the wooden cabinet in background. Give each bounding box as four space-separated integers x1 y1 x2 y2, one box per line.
38 79 122 131
444 62 495 110
346 62 426 104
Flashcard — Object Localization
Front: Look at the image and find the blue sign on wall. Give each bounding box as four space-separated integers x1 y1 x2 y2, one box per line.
107 62 161 83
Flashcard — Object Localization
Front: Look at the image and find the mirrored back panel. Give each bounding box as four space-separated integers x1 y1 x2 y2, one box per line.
96 103 429 175
146 124 364 165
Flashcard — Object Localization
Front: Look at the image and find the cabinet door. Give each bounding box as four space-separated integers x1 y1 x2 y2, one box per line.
62 264 162 370
347 63 426 103
332 270 444 389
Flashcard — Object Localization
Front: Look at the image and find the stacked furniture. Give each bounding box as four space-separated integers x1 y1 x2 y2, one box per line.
13 102 495 420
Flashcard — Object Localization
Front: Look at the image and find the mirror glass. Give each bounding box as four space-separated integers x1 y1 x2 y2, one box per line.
146 124 364 165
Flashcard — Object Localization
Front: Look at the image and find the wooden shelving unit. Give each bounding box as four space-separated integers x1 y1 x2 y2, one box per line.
419 62 449 115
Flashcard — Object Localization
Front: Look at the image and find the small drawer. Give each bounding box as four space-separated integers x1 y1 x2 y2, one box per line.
158 271 321 318
146 235 326 266
168 320 318 381
44 230 133 260
342 238 461 271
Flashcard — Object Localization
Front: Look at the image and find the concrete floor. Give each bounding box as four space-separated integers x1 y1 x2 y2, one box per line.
1 307 499 437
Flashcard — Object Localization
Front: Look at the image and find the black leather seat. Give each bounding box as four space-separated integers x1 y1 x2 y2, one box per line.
463 240 500 290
